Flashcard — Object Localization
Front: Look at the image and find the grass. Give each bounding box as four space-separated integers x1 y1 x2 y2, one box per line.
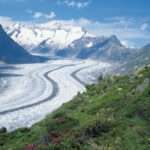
0 64 150 150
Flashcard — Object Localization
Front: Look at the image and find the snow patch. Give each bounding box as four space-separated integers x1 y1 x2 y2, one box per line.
86 41 93 48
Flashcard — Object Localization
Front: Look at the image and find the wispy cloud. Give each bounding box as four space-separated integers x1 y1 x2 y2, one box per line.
0 16 14 26
120 40 134 48
57 0 91 8
33 12 43 19
140 23 149 31
45 11 56 19
27 10 33 14
33 11 56 19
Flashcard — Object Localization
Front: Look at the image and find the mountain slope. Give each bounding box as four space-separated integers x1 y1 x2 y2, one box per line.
56 35 106 58
117 43 150 75
0 24 46 64
0 64 150 150
136 43 150 65
57 35 138 62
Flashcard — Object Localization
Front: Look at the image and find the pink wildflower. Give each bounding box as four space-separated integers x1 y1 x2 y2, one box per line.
77 137 81 142
51 136 62 143
42 144 46 147
27 144 34 150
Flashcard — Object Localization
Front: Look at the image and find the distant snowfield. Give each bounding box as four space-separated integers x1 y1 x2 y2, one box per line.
5 22 94 51
0 58 112 131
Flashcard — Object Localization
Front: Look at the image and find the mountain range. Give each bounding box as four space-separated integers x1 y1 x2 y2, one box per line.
5 22 93 51
4 22 139 62
1 21 150 65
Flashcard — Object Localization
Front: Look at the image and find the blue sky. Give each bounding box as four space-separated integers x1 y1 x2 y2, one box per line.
0 0 150 48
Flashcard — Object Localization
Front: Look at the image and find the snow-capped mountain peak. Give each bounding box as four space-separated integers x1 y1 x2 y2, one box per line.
4 21 95 51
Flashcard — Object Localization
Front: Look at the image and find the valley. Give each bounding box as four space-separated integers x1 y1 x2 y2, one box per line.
0 58 112 131
0 0 150 149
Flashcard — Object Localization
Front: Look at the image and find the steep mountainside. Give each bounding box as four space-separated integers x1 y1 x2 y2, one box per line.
117 43 150 75
136 43 150 65
0 24 46 64
0 64 150 150
58 35 137 62
56 35 110 58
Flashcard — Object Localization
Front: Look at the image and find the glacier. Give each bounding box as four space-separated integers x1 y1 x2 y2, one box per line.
0 58 113 131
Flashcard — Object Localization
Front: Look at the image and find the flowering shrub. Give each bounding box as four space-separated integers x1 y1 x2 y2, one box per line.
45 135 82 150
51 136 62 143
49 130 60 137
41 144 46 148
27 144 34 150
26 144 37 150
77 137 81 142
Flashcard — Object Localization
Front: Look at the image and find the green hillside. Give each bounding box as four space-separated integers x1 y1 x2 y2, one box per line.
0 64 150 150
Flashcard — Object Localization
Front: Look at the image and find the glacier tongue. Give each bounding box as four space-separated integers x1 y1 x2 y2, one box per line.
4 21 94 51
